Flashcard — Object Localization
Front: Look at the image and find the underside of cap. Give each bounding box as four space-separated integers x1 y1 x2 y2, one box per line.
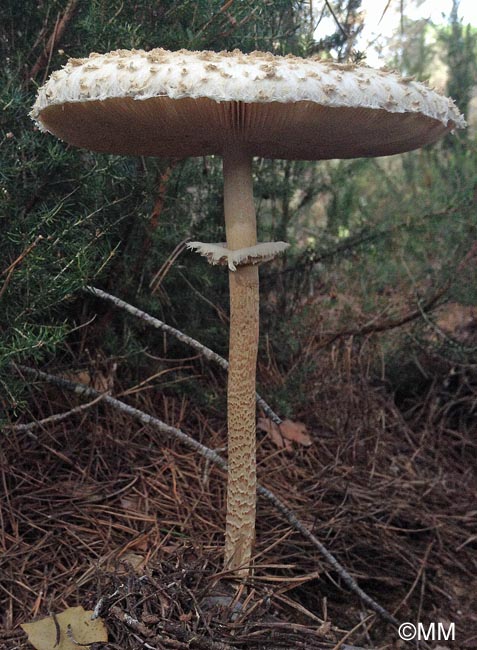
32 48 466 160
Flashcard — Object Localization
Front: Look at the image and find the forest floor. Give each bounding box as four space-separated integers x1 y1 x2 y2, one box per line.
1 327 477 650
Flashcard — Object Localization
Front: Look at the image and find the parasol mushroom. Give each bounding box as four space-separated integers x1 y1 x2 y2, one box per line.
31 48 465 576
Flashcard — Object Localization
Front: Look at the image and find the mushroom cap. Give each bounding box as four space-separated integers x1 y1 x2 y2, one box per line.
31 48 465 160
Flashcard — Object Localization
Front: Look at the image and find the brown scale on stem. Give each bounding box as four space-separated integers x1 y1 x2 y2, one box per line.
223 146 258 574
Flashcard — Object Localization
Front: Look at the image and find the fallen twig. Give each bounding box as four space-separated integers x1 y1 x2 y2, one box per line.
0 235 43 300
256 484 398 626
3 392 107 434
10 363 399 627
149 238 191 294
109 605 190 650
314 282 450 349
85 285 282 425
111 603 239 650
330 614 374 650
28 0 79 81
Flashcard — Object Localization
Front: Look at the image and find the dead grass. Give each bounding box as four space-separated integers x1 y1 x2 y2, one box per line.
1 326 477 649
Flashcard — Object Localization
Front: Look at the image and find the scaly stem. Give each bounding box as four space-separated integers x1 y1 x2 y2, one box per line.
222 145 258 575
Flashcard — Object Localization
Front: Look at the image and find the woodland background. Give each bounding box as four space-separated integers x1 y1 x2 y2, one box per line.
1 1 477 648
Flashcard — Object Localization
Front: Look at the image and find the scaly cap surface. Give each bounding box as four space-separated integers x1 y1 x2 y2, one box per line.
31 48 466 159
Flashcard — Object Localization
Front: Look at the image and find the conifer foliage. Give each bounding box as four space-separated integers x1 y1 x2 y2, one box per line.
1 1 476 414
0 0 320 410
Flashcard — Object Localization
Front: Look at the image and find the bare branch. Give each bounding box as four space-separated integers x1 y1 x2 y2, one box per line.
85 285 283 425
314 283 450 350
324 0 348 40
9 363 399 627
0 236 44 300
3 392 107 434
28 0 80 82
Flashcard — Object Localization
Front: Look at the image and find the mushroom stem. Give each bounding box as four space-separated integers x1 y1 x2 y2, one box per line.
223 145 258 575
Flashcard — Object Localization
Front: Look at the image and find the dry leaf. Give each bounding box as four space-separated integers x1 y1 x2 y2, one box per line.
257 417 289 449
280 419 312 446
104 546 149 575
120 495 142 510
63 370 92 386
257 418 312 450
61 368 114 392
121 551 146 572
317 621 332 636
21 606 107 650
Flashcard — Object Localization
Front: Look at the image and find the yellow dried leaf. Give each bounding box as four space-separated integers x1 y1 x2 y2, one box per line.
257 417 287 449
257 418 312 449
21 606 107 650
62 370 91 386
279 419 312 446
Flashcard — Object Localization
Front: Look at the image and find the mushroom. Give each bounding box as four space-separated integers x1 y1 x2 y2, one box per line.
31 48 465 576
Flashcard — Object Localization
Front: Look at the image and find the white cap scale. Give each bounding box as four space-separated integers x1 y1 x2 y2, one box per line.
32 48 465 160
